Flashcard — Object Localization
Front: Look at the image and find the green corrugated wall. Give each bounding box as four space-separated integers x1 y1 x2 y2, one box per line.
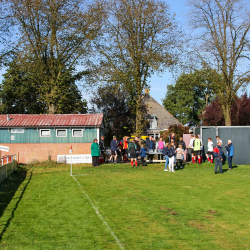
0 127 97 143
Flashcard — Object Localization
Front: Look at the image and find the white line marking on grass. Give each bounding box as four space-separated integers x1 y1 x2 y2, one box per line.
72 176 125 250
72 174 90 177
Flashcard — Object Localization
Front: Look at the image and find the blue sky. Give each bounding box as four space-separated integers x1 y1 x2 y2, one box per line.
148 0 188 105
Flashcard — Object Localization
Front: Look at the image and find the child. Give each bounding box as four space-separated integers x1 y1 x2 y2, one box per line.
176 145 184 169
162 143 169 171
99 155 104 165
168 143 175 172
139 143 147 166
206 137 214 163
128 139 137 167
171 139 177 168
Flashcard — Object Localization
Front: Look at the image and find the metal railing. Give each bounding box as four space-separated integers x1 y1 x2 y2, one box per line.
0 155 17 184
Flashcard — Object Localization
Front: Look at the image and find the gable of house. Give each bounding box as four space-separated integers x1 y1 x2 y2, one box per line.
143 91 181 130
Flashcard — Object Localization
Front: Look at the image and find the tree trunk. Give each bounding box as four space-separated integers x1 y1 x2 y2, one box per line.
49 104 55 114
136 96 142 137
222 104 231 126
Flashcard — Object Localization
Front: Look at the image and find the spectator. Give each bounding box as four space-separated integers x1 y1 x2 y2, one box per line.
193 135 201 164
216 136 223 146
109 136 117 163
146 136 155 151
139 143 147 166
128 139 137 167
225 140 234 170
123 136 128 162
156 137 165 152
91 138 100 167
162 143 169 171
206 137 214 163
188 134 195 163
213 141 223 174
177 137 186 161
168 143 176 172
134 137 141 160
99 135 106 163
176 145 185 169
168 133 176 143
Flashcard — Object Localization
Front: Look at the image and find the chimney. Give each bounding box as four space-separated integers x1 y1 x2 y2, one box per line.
7 114 9 121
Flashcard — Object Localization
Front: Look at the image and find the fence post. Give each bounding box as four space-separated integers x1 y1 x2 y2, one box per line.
11 155 13 173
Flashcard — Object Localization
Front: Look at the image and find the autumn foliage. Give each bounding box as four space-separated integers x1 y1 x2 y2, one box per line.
202 93 250 126
161 124 190 143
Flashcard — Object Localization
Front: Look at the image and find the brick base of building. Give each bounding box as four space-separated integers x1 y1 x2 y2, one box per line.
0 143 91 164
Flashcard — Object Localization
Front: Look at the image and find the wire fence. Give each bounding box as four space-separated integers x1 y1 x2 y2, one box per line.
0 155 17 184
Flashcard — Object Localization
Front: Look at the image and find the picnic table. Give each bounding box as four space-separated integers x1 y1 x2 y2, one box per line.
146 151 165 163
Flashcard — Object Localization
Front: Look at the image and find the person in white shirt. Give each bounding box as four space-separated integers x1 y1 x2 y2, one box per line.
206 138 214 163
216 136 223 146
199 136 203 162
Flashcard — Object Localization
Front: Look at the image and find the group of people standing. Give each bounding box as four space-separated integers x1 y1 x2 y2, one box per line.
90 133 235 173
187 134 234 174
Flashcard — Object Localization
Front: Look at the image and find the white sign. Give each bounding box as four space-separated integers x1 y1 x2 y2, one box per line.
0 145 9 152
57 154 92 164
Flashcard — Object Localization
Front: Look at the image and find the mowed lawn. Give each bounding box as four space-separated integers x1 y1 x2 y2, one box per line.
0 162 250 250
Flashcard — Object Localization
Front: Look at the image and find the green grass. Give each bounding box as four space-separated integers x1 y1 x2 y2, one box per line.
0 161 250 249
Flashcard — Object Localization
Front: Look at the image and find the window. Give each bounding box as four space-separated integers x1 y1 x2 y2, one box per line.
72 129 83 137
149 120 154 129
40 129 50 137
56 129 67 137
11 128 24 133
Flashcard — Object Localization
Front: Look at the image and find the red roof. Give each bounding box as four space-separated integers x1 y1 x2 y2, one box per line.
0 114 103 127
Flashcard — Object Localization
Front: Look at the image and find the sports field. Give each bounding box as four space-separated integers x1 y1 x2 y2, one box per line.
0 162 250 249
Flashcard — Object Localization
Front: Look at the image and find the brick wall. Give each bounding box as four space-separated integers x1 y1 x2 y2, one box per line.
0 143 91 164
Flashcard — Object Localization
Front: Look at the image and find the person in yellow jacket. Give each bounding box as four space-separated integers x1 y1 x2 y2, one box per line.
193 135 201 164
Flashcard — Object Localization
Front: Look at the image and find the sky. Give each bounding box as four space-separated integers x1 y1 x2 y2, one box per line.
148 0 188 105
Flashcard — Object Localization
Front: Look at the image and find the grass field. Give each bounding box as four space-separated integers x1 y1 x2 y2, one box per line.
0 161 250 249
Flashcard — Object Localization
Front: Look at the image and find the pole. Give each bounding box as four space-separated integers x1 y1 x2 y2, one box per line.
71 150 72 176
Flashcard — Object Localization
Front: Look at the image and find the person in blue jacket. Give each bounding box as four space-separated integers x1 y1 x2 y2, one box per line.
109 136 118 163
213 141 223 174
139 143 147 166
162 143 169 171
225 140 234 170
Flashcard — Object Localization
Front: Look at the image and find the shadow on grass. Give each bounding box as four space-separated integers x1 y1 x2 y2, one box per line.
0 166 32 241
222 164 238 173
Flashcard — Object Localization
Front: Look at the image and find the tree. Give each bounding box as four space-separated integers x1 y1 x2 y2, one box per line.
90 85 149 143
1 0 105 113
0 61 45 114
201 98 225 126
202 93 250 126
96 0 182 136
0 60 87 114
188 0 250 125
163 69 216 127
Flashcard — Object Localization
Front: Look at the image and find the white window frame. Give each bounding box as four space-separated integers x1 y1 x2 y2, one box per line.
56 129 67 137
72 129 83 137
11 128 24 133
40 129 51 137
